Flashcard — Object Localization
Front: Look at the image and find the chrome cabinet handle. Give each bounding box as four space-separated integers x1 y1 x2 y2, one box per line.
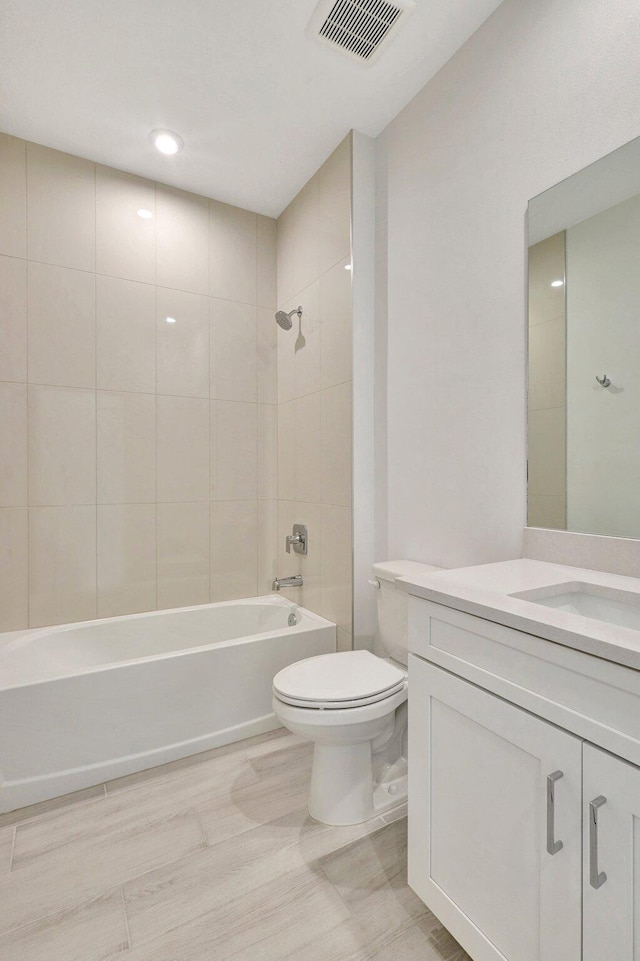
590 795 607 889
546 771 564 855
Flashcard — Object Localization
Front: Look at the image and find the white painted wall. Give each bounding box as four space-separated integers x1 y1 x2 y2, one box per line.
377 0 640 569
566 194 640 538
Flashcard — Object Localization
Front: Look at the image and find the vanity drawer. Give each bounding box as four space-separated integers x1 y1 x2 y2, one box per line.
409 596 640 767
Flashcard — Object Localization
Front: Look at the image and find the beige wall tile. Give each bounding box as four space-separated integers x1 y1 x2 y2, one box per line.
257 215 277 309
294 393 322 504
157 502 210 608
157 395 209 502
277 280 321 403
528 317 565 411
0 138 277 622
157 288 209 398
320 258 352 390
0 507 28 630
97 391 156 504
276 201 297 309
318 134 352 275
210 200 257 304
0 382 27 507
278 395 321 505
210 299 257 402
28 385 96 506
29 505 96 626
156 185 209 295
98 504 156 617
336 627 352 653
275 137 352 624
320 504 352 633
528 406 566 497
28 262 96 388
321 382 352 508
0 134 26 258
210 500 258 601
277 400 296 502
96 275 156 392
211 401 257 500
96 165 156 284
528 232 565 327
276 176 323 306
527 494 566 530
0 255 27 382
257 307 277 404
27 144 95 271
258 404 277 500
258 500 278 595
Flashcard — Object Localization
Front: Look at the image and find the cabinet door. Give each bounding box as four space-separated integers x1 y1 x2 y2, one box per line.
408 656 582 961
583 743 640 961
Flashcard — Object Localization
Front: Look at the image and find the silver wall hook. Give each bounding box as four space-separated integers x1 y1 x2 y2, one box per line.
596 374 611 388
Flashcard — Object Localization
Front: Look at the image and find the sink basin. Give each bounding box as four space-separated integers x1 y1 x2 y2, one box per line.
510 582 640 632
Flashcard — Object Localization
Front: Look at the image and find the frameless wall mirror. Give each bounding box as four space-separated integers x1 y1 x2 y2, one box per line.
527 135 640 538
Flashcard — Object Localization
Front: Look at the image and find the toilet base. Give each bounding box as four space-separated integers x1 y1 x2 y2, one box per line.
308 741 408 826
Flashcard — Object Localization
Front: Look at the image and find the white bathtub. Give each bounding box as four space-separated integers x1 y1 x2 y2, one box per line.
0 595 335 813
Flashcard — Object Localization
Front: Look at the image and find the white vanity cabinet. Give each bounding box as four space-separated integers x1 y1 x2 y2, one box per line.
408 597 640 961
582 744 640 961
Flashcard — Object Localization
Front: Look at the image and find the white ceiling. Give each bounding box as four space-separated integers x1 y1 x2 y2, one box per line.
0 0 503 216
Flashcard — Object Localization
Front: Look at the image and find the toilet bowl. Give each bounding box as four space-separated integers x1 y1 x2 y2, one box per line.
272 559 444 825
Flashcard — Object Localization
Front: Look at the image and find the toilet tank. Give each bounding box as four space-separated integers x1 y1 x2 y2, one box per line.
373 560 444 666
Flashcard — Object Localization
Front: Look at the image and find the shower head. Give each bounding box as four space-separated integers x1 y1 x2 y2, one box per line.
275 306 302 330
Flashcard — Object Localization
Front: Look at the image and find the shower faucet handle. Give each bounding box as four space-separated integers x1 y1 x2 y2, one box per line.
286 524 308 556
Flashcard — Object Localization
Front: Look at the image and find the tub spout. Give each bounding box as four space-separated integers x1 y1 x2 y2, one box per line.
272 575 303 591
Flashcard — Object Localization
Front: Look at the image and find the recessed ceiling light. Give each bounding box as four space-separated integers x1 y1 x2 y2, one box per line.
165 316 177 324
551 279 564 287
150 129 184 155
137 208 153 219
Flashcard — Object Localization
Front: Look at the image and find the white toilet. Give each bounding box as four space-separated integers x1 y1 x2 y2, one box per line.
272 560 443 825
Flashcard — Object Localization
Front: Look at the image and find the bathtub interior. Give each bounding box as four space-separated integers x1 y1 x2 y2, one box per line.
0 595 313 688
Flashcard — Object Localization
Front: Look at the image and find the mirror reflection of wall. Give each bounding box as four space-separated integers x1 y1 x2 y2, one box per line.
527 231 566 530
527 135 640 540
566 194 640 537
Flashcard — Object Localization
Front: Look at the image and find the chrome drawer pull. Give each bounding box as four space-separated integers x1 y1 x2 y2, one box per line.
546 771 564 855
590 795 607 889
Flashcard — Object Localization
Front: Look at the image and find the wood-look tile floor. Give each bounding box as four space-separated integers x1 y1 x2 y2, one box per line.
0 728 471 961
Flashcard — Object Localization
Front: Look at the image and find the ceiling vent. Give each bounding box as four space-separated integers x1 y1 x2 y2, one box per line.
307 0 416 65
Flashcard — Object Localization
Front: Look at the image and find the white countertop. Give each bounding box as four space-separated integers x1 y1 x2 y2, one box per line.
399 558 640 671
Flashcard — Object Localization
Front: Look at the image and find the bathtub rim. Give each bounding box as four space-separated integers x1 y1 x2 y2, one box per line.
0 594 336 692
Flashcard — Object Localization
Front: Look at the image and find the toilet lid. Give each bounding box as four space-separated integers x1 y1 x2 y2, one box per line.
273 650 406 707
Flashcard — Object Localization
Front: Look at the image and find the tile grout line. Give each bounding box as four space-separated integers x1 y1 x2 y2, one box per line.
8 825 16 872
119 885 133 952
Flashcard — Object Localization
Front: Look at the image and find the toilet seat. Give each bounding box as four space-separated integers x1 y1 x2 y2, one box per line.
273 650 406 710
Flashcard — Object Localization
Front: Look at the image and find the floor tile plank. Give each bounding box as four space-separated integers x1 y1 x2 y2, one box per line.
0 727 469 961
318 818 429 934
0 808 205 935
124 806 381 947
123 862 350 961
0 889 129 961
12 752 254 870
